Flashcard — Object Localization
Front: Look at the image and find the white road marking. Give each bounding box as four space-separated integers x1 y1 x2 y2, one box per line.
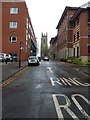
52 94 79 119
74 68 79 71
72 94 90 119
50 77 90 87
53 94 90 119
73 78 90 87
50 77 55 86
63 77 72 86
59 77 67 86
47 67 53 73
50 77 63 86
68 78 79 86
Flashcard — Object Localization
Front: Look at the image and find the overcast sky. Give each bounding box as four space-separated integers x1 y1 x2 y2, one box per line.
25 0 89 55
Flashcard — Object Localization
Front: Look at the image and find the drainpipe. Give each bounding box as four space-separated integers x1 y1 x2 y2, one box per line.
67 15 70 58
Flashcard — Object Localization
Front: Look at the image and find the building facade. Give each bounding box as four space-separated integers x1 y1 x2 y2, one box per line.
0 0 37 60
50 1 90 62
56 6 78 60
70 7 90 62
50 36 57 60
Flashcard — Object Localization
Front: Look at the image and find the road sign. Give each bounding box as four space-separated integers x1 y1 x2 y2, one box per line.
20 42 22 49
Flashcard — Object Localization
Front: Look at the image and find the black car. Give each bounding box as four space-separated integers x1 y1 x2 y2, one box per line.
9 53 18 61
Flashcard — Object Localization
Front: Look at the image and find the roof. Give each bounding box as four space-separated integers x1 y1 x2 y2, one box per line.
0 0 25 2
50 36 57 44
80 1 90 8
70 7 86 22
56 6 78 29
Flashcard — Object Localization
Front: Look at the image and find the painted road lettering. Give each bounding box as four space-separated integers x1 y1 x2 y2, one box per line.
50 77 63 86
50 77 90 87
52 94 79 119
72 94 90 119
52 94 90 119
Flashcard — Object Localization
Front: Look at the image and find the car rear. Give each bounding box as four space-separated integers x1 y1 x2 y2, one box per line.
0 53 5 62
43 56 49 61
28 56 39 66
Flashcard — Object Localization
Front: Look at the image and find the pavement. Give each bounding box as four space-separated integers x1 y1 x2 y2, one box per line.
0 61 28 82
0 60 90 83
63 62 90 76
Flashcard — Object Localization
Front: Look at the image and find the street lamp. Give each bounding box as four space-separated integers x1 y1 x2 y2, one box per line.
19 41 23 68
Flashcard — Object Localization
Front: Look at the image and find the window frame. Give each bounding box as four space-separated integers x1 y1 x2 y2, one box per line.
77 32 79 40
88 29 90 37
88 46 90 54
10 8 18 14
9 22 17 28
9 36 17 43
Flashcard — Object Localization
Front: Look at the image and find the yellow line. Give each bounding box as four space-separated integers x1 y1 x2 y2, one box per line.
0 66 28 88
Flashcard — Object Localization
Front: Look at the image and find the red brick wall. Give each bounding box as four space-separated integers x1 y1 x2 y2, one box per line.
80 10 88 56
0 1 2 53
2 2 30 60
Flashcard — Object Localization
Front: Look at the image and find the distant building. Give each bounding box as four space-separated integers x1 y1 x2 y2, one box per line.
41 32 48 58
50 36 57 60
50 1 90 62
0 0 37 60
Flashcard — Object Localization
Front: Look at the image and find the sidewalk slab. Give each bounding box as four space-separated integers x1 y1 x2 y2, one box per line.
61 62 90 76
1 61 28 82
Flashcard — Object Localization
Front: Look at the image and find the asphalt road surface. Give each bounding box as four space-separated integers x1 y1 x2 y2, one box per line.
2 61 90 119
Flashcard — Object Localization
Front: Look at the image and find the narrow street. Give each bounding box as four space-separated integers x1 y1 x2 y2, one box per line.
2 61 90 119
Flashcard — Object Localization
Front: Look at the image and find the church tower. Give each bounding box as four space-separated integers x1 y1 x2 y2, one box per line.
41 32 48 58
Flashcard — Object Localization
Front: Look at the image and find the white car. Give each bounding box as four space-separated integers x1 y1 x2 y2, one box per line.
43 56 49 61
0 53 13 62
28 56 39 66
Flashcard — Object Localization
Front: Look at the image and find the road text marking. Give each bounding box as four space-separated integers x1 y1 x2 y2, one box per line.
52 94 90 119
50 77 90 87
52 94 79 119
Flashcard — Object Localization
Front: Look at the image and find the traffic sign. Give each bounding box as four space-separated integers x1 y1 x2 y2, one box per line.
20 42 22 49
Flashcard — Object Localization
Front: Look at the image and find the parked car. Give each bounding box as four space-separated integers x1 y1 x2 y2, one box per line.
0 53 13 62
43 56 49 61
9 53 18 61
0 53 5 62
28 56 39 66
37 56 41 61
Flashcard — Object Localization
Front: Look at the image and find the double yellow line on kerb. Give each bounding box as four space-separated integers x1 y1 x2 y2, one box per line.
0 66 28 88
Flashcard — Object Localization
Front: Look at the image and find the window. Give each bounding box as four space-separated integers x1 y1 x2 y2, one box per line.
77 32 79 40
9 22 17 28
77 47 79 58
74 21 76 27
26 18 28 29
10 8 18 14
88 8 90 23
28 34 30 39
74 48 75 57
88 29 90 37
77 18 79 25
88 46 90 54
74 34 76 42
9 36 17 43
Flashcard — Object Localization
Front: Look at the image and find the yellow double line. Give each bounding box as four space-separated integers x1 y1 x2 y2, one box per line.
0 66 28 88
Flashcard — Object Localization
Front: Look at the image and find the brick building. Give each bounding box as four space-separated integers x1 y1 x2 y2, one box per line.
50 36 57 60
0 0 37 60
70 6 90 62
50 1 90 62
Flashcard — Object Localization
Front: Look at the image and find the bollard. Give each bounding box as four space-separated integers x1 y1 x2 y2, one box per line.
5 59 7 64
